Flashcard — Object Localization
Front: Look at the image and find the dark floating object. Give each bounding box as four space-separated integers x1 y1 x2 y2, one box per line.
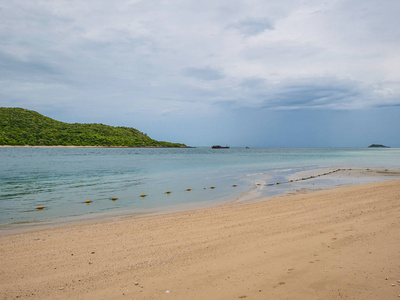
212 145 230 149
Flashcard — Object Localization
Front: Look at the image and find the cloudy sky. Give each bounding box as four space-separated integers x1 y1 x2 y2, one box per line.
1 0 400 147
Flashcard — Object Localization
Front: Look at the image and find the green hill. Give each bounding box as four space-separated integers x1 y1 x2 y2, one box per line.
0 107 186 147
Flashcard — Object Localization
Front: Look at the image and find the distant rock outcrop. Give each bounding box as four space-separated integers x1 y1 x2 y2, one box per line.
368 144 390 148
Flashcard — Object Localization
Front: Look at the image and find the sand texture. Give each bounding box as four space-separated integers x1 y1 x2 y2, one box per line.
1 180 400 299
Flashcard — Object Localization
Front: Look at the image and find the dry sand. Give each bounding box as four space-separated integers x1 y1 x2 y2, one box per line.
1 180 400 299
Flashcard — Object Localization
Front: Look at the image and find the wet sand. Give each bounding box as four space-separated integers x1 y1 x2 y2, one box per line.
1 179 400 299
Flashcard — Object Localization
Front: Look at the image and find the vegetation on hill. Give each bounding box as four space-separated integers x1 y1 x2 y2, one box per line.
0 107 186 147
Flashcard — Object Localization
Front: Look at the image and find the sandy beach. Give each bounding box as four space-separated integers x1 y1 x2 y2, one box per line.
1 179 400 299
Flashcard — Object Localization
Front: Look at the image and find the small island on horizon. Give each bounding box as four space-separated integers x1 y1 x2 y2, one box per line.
368 144 390 148
0 107 187 148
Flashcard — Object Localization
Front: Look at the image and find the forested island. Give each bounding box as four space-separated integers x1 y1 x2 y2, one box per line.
368 144 390 148
0 107 186 147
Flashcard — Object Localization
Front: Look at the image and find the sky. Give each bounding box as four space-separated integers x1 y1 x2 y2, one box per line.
1 0 400 147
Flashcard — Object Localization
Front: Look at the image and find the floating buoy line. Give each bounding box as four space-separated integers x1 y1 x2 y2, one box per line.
35 168 347 210
264 169 342 186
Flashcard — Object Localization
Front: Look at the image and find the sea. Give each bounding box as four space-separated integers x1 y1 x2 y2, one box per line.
1 147 400 232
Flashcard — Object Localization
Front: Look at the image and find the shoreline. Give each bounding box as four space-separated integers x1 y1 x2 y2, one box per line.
1 179 400 299
2 167 400 235
0 145 193 148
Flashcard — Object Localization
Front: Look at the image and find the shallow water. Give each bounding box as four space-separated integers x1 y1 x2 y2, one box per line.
1 147 400 229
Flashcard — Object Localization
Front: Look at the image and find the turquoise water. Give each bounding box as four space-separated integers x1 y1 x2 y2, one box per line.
1 147 400 229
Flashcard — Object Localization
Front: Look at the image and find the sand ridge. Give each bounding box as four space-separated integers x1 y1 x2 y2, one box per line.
1 180 400 299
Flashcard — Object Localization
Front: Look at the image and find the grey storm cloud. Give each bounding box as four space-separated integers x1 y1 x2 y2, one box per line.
0 51 61 80
183 67 225 81
269 83 360 109
230 18 275 36
232 76 382 111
